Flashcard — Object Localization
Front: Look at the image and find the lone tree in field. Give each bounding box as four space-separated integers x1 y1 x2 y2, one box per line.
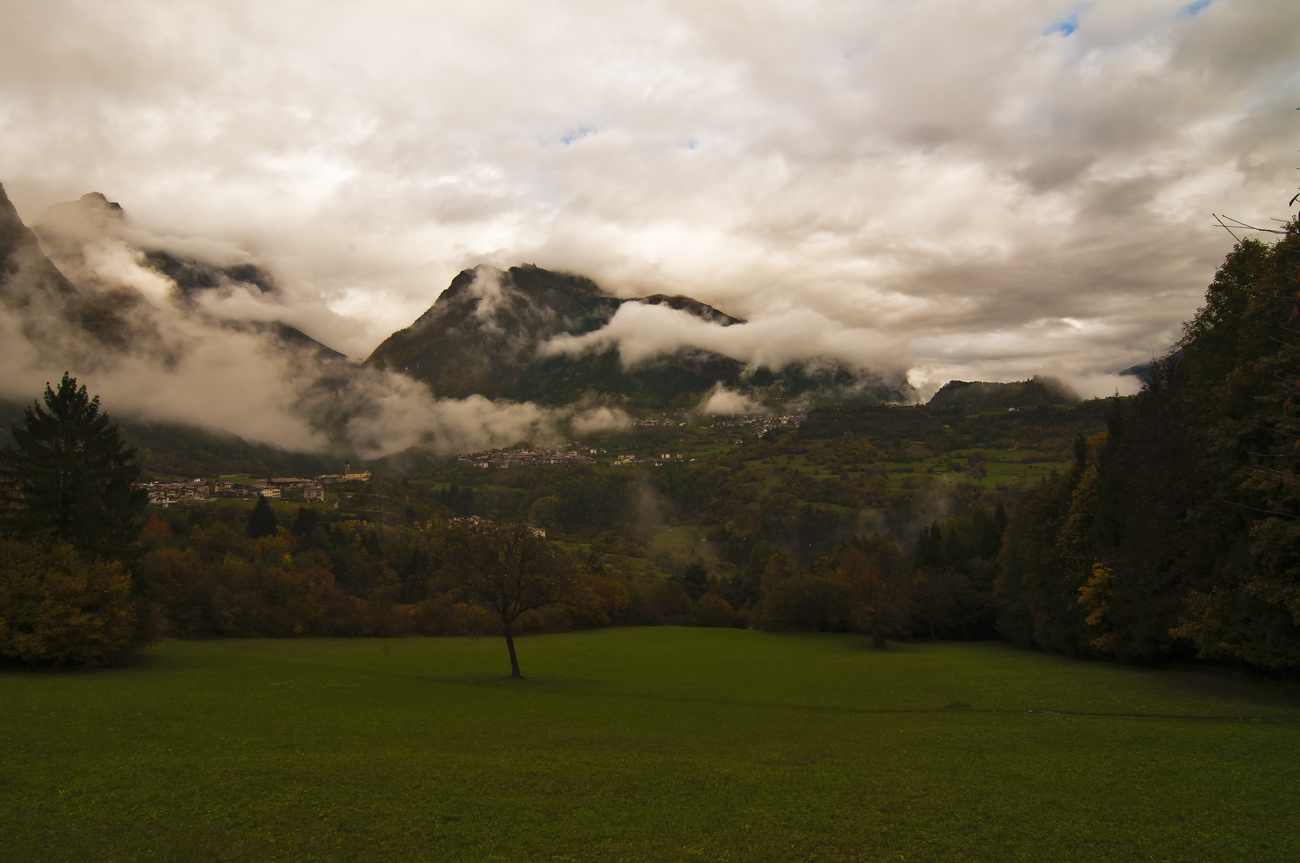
447 520 576 678
0 372 145 563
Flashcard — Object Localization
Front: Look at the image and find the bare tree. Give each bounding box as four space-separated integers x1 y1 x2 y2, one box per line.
447 521 576 677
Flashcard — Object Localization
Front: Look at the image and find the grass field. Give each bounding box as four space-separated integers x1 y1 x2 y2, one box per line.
4 630 1298 862
651 525 717 558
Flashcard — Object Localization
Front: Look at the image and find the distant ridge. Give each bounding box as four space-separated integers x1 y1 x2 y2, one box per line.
926 376 1078 410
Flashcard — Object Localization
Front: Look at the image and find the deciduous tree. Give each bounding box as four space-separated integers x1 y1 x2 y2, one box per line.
834 534 912 648
447 521 576 677
0 537 136 668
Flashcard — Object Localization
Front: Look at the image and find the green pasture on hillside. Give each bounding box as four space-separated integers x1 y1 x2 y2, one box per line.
650 524 716 558
4 631 1298 862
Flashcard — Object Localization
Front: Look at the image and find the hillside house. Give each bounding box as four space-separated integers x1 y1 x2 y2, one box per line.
138 479 211 506
341 461 373 482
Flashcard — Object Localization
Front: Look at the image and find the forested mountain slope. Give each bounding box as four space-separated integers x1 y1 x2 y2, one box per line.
998 222 1300 670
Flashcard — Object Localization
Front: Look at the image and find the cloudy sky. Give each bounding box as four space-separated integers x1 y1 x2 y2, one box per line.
2 0 1297 399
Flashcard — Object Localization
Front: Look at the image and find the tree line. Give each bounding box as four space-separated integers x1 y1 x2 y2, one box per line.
996 223 1300 671
5 218 1300 673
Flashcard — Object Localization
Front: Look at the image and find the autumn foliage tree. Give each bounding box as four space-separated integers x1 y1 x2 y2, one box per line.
834 534 912 648
0 537 137 668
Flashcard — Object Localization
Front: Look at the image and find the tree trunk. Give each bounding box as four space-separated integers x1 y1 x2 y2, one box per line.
503 619 522 678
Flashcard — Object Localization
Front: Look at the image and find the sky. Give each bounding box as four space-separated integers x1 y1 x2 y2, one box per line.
2 0 1298 404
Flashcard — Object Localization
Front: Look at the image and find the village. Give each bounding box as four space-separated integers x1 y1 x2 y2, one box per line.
137 462 373 507
137 412 808 506
456 445 600 470
712 412 806 440
446 515 547 538
454 412 807 471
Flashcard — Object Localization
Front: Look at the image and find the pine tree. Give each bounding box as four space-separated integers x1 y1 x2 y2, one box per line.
246 496 279 539
678 558 711 601
0 372 145 563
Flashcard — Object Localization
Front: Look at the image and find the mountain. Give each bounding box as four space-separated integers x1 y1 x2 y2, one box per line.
367 263 906 409
34 192 278 299
29 191 345 359
365 264 743 402
926 376 1078 410
4 185 909 464
0 184 126 358
1 185 368 467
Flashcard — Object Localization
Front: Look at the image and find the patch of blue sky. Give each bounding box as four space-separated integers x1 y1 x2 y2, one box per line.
560 127 596 145
1043 3 1091 37
1179 0 1214 18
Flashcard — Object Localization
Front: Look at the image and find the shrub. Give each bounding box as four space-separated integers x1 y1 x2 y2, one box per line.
694 593 738 628
0 538 137 668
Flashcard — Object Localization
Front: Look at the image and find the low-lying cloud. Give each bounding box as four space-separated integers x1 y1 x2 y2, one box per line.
2 0 1297 410
700 384 764 416
0 192 588 460
541 300 910 379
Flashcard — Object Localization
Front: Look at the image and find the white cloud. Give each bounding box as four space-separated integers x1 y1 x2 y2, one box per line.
700 384 765 416
0 0 1295 400
0 193 573 459
570 406 633 435
541 300 910 383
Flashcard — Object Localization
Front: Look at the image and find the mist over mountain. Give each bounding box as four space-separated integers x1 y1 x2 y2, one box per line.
3 183 1092 470
926 376 1079 410
368 263 911 411
0 185 582 459
0 187 126 367
8 186 904 464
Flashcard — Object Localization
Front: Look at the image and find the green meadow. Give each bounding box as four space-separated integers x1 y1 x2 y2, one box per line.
4 630 1298 862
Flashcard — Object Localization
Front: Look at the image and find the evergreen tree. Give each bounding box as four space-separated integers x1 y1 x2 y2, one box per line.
291 505 321 538
679 558 710 601
0 372 145 563
246 496 278 539
998 218 1300 670
1168 229 1300 668
914 522 944 569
